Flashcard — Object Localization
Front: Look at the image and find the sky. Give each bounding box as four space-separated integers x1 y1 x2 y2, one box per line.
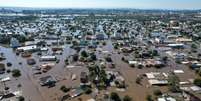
0 0 201 10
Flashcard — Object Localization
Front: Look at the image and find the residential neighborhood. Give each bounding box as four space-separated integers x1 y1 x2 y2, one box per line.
0 7 201 101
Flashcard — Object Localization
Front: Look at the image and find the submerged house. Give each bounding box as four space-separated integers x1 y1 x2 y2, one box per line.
39 76 56 87
146 72 168 85
17 45 38 52
167 43 184 49
40 56 57 61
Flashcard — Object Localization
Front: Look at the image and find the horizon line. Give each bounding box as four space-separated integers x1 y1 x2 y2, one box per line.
0 6 201 11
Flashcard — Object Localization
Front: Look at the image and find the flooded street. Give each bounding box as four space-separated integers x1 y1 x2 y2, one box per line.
1 9 201 101
0 39 198 101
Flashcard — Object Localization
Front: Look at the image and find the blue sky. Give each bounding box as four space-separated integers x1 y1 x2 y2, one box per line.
0 0 200 9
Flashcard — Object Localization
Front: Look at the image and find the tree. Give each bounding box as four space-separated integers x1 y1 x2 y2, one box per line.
0 63 5 71
84 87 92 94
105 56 112 62
65 59 69 65
90 53 97 61
73 54 79 62
123 95 132 101
72 40 79 46
191 43 197 49
114 44 119 49
12 69 21 78
110 92 121 101
60 85 70 93
121 57 125 61
168 73 181 92
153 89 162 96
81 50 88 57
18 96 25 101
102 42 107 46
194 78 201 87
136 77 141 84
146 95 153 101
152 50 158 56
162 56 168 64
7 62 12 67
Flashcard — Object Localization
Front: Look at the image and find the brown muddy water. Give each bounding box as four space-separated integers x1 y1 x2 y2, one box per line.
0 41 197 101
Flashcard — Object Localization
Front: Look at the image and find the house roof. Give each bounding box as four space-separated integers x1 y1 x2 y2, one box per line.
148 79 168 85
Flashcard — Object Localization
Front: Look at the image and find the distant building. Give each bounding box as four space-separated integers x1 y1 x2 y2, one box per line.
158 96 176 101
17 45 38 52
10 38 21 48
96 33 108 40
40 56 57 61
167 43 184 49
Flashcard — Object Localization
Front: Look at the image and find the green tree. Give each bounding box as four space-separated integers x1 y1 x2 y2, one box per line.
73 54 79 62
153 89 162 96
65 58 69 65
191 43 197 49
105 56 112 62
90 53 97 61
136 76 142 84
194 78 201 87
168 73 181 92
12 69 21 78
123 95 132 101
81 50 88 57
60 85 70 93
18 96 25 101
110 92 121 101
146 95 153 101
162 56 168 64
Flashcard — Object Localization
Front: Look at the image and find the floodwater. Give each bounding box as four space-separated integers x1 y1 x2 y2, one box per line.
0 40 197 101
0 44 78 101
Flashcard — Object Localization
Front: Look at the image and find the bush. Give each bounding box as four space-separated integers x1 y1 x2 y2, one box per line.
4 87 9 90
7 62 12 67
168 73 181 93
191 43 197 49
121 57 125 61
65 59 69 65
105 57 112 62
60 85 70 93
12 69 21 78
18 96 25 101
123 95 132 101
84 87 92 94
162 56 168 64
153 89 162 96
146 95 153 101
137 64 143 69
6 69 11 73
102 42 106 46
73 54 79 62
114 44 118 49
90 53 97 61
136 77 141 84
152 50 158 56
110 92 121 101
17 84 22 88
81 50 88 57
194 78 201 87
